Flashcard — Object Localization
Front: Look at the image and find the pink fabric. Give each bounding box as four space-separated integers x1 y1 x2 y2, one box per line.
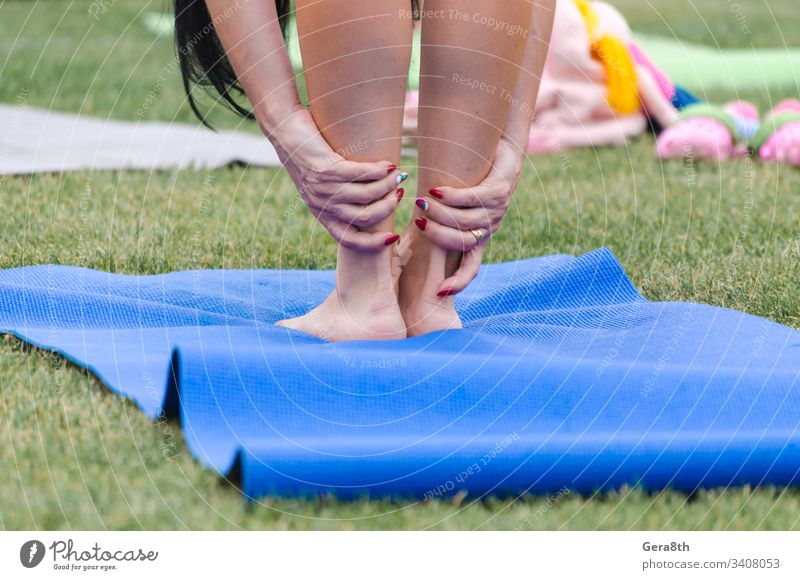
761 123 800 166
656 118 734 161
725 100 759 121
771 98 800 115
760 99 800 165
655 100 758 161
531 1 646 153
628 42 675 102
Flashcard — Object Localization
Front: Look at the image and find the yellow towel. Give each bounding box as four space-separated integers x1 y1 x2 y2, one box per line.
574 0 639 114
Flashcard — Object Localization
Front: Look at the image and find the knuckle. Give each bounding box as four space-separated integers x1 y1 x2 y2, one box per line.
338 235 357 250
360 183 378 201
322 204 343 221
351 185 376 204
308 163 326 180
352 213 371 229
313 157 340 179
488 192 506 209
471 214 489 229
373 181 392 200
452 215 471 230
326 184 348 199
298 182 314 197
325 225 342 242
455 212 480 230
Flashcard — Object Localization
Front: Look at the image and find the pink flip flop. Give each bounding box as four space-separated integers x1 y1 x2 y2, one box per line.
755 99 800 166
656 101 759 161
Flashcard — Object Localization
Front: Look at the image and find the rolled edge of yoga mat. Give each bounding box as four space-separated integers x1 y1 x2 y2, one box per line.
3 249 800 500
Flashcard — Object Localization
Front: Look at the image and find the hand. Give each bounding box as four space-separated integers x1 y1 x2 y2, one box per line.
266 106 405 251
414 136 525 295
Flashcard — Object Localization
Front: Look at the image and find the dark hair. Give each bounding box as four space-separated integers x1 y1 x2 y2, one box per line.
174 0 292 128
174 1 418 128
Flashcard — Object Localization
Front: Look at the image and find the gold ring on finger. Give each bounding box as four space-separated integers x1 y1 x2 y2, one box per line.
470 228 486 244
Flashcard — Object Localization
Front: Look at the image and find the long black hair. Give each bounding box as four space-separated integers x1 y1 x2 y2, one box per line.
174 0 292 127
174 1 418 128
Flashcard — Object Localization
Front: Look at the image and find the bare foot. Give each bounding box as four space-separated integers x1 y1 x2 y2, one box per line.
397 230 462 337
277 247 407 342
277 286 406 342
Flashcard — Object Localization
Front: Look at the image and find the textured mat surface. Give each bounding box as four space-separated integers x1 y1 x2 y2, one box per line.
2 248 800 499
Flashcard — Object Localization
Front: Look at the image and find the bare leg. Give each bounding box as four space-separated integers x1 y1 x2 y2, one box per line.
278 1 412 341
399 0 533 336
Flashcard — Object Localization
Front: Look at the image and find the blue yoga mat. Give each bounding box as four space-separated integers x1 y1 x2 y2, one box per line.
1 248 799 499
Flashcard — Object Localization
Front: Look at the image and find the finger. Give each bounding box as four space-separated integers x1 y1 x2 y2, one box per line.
426 182 507 210
414 216 487 252
317 169 406 204
415 197 499 231
438 247 484 297
319 159 398 182
328 189 401 229
321 218 400 252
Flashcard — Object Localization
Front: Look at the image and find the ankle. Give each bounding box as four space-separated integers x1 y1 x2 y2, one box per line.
334 245 397 307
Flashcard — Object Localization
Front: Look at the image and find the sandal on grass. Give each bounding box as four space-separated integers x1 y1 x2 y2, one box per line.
752 99 800 166
656 101 759 161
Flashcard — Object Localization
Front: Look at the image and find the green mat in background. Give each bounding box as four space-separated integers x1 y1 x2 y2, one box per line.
635 33 800 94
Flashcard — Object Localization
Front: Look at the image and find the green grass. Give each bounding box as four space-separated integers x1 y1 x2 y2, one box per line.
2 0 800 530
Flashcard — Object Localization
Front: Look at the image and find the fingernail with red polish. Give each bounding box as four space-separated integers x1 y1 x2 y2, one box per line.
415 198 428 211
414 217 427 231
387 164 397 173
429 188 443 199
396 188 405 201
437 288 457 297
384 234 401 246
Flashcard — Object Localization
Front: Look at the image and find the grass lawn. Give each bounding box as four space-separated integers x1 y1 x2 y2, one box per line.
2 0 800 530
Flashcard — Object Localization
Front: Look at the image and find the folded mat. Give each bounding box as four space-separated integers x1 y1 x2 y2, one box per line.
0 105 280 175
1 248 799 499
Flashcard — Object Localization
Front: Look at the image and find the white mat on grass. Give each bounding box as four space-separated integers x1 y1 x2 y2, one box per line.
0 105 281 175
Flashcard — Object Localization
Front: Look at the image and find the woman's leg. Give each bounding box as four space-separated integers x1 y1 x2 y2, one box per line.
279 0 412 341
399 0 533 336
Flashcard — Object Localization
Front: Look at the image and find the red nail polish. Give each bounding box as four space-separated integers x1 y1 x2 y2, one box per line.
414 217 427 231
437 288 457 297
384 234 400 246
396 188 404 201
415 198 429 210
429 188 443 199
387 164 398 173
